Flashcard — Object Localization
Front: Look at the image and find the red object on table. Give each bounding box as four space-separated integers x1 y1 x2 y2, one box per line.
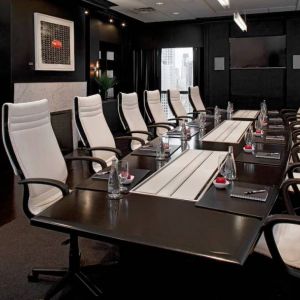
216 177 226 184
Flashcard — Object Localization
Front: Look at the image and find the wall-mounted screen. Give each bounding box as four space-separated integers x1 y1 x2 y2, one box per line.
230 36 286 69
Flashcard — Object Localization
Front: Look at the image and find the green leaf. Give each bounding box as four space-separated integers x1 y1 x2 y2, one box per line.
94 72 118 92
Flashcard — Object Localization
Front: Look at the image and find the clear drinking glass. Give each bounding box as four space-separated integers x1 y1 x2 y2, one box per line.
218 154 226 177
118 161 129 193
156 137 165 160
224 146 237 180
244 128 253 146
162 134 170 153
255 118 262 132
107 158 121 199
198 112 206 129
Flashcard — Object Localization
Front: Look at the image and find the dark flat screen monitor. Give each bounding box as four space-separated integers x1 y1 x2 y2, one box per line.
230 36 286 69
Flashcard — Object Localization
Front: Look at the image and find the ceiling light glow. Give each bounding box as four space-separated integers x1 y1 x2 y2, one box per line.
233 12 247 32
217 0 230 8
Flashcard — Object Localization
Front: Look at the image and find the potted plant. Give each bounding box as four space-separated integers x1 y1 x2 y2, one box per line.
94 72 118 100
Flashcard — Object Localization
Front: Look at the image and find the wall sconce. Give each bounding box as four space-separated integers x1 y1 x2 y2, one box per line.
90 60 100 78
95 60 100 77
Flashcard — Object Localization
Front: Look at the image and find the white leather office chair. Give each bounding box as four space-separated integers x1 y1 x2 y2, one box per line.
254 177 300 279
75 94 144 171
255 214 300 279
2 99 106 298
118 92 171 150
167 89 194 121
188 86 214 115
144 89 177 136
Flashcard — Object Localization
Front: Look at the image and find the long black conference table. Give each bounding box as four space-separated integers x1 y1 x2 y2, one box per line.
31 115 290 266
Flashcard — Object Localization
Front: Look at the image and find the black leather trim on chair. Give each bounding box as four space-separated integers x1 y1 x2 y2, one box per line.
117 93 129 131
167 89 177 118
3 105 24 177
86 146 122 158
3 105 31 218
263 214 300 278
144 90 155 124
188 86 197 113
74 97 90 148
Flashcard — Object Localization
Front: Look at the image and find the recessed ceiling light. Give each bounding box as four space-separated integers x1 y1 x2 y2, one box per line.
121 22 126 27
84 10 89 15
173 12 180 15
109 18 114 23
156 2 164 5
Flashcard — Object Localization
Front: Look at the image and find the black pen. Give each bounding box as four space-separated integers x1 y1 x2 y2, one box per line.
244 189 266 195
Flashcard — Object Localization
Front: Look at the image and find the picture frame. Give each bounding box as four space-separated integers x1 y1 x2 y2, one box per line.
34 13 75 71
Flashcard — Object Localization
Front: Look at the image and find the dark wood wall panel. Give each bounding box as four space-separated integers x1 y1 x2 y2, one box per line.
204 22 230 108
0 0 12 169
286 18 300 108
11 0 86 83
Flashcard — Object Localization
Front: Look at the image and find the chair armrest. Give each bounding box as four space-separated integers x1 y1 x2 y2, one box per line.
176 115 194 120
147 124 172 130
65 156 107 170
18 178 70 196
292 130 300 143
205 107 214 114
291 145 300 163
280 178 300 215
281 108 297 115
263 214 300 273
291 142 300 149
151 122 176 128
168 117 183 122
285 163 300 178
127 130 153 138
85 146 122 158
115 136 146 145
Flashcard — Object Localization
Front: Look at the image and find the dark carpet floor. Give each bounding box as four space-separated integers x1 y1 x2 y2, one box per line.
0 213 115 300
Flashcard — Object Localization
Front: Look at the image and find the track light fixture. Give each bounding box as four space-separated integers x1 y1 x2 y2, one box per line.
233 12 247 32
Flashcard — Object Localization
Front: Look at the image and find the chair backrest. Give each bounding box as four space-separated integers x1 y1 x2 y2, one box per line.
118 92 148 150
167 89 187 118
74 94 116 168
2 99 67 216
188 86 205 112
144 90 168 136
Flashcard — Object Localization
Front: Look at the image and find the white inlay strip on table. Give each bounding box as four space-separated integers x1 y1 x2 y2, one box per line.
131 150 227 201
202 120 251 144
232 110 259 119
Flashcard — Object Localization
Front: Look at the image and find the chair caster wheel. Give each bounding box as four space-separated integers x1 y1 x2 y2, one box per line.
28 273 39 282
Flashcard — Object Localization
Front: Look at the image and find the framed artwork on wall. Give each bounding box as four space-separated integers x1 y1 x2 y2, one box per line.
34 13 75 71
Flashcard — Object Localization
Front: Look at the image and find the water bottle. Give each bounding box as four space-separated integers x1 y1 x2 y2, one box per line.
227 101 232 120
107 158 121 199
260 100 268 124
181 120 187 141
224 146 236 180
214 105 220 126
214 105 219 120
